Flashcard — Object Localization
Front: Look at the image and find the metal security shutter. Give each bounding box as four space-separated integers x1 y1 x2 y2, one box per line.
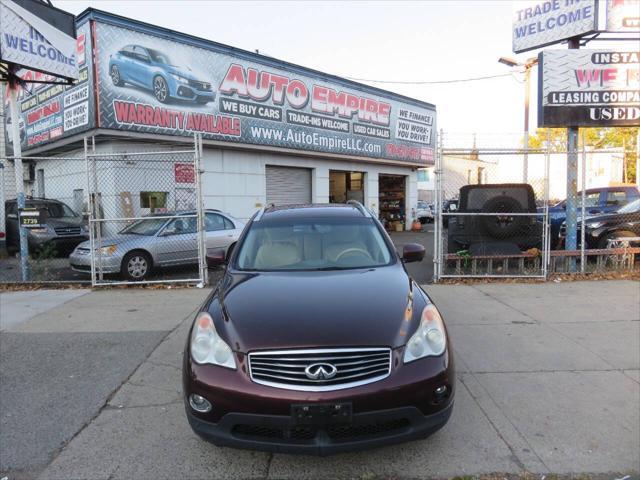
266 166 311 205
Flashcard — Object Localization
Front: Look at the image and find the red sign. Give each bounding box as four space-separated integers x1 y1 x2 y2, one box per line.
174 163 195 184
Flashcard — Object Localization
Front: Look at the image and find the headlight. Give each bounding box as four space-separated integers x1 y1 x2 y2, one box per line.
98 245 117 256
403 304 446 363
586 221 604 229
190 312 236 369
80 225 89 233
170 73 189 84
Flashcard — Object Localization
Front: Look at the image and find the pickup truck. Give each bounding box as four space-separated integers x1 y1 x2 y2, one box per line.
545 186 640 248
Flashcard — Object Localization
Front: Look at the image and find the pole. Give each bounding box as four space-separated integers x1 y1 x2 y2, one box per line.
8 73 29 281
636 129 639 188
565 37 580 272
523 65 531 183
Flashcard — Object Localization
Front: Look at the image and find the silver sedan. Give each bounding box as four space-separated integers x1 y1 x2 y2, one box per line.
69 210 244 280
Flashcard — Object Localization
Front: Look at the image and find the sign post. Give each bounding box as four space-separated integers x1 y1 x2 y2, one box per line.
565 38 580 271
8 72 29 280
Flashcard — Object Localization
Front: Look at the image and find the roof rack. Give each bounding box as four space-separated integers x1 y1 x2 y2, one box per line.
346 200 371 218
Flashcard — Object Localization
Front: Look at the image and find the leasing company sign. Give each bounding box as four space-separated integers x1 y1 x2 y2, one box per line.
512 0 598 53
538 49 640 127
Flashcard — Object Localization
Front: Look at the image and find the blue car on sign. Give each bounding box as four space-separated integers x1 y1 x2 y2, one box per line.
108 45 215 105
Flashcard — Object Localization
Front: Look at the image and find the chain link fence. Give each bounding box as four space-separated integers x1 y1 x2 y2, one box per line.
0 154 91 283
84 137 207 286
433 132 639 280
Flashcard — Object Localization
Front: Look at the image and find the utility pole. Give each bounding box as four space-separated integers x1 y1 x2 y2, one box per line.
8 71 30 281
565 37 580 272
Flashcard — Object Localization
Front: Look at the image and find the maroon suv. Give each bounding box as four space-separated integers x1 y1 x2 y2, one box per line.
183 203 454 454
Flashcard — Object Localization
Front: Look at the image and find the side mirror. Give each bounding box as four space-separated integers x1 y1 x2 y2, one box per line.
402 243 425 263
206 248 226 268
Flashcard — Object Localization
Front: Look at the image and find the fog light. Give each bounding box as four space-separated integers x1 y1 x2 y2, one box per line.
189 394 212 413
434 385 449 403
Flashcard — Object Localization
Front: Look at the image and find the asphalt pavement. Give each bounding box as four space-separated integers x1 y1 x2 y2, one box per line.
1 279 638 479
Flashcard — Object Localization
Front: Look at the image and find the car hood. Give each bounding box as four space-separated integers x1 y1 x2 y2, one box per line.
166 66 200 81
213 264 418 352
46 217 85 228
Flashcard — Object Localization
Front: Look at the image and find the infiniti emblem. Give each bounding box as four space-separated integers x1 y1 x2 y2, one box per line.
304 363 338 380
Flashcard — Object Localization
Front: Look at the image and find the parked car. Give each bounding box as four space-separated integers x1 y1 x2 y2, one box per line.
447 183 542 254
4 198 88 255
416 200 433 224
183 202 454 455
559 197 640 249
69 210 244 280
108 45 215 104
544 186 640 248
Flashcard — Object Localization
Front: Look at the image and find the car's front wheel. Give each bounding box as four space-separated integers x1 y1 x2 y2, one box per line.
111 65 123 86
122 251 152 281
153 76 169 103
598 230 637 249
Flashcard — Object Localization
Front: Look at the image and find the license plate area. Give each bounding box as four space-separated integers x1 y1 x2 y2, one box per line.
291 402 352 425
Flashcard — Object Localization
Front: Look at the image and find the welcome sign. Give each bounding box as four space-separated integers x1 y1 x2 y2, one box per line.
512 0 598 53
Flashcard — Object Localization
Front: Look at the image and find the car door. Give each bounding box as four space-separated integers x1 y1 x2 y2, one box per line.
129 46 151 87
204 212 240 250
154 216 198 266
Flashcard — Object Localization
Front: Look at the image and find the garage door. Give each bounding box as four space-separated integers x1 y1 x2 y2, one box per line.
265 166 312 205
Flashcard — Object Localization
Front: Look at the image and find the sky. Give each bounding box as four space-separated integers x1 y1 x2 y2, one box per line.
54 0 633 147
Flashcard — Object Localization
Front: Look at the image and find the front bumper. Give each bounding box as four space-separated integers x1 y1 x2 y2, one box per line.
69 250 122 274
186 401 453 455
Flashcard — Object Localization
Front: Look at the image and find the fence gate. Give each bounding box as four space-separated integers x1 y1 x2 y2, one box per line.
85 135 207 286
433 132 550 280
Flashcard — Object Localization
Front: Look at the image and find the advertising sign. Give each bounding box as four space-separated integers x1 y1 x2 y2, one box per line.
174 163 195 184
512 0 598 54
606 0 640 31
538 49 640 127
0 0 78 80
3 22 94 153
95 22 436 166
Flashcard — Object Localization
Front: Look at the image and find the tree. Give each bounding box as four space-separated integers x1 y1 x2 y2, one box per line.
528 127 638 183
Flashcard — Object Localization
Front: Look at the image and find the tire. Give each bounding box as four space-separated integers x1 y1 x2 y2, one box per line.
480 195 525 239
153 76 169 103
598 231 637 249
121 251 152 281
111 65 123 86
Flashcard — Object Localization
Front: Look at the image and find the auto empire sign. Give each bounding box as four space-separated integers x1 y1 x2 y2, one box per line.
538 49 640 127
0 0 78 80
96 22 436 166
512 0 598 54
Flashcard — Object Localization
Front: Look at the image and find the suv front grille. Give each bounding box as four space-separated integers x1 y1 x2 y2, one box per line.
188 79 211 91
248 348 391 391
54 226 82 236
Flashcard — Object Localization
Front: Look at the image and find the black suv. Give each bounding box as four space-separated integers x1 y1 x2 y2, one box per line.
447 184 542 254
5 198 88 255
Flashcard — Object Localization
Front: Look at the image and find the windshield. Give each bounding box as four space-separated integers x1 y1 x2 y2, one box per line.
618 198 640 214
235 217 393 271
29 202 77 218
148 49 172 65
119 217 168 236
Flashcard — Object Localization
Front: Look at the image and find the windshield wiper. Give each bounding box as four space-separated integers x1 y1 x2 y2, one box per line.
311 266 351 271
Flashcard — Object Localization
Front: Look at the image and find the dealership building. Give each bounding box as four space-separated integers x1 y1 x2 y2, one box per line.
3 8 436 232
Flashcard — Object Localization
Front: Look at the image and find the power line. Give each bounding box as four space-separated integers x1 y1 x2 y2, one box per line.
344 72 517 85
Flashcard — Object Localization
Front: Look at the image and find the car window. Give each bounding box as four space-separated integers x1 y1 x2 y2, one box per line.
205 213 227 232
606 190 627 206
166 216 197 234
28 202 77 218
120 217 167 236
133 46 149 62
618 198 640 214
147 48 172 65
235 217 393 271
224 217 235 230
579 192 600 208
7 203 17 215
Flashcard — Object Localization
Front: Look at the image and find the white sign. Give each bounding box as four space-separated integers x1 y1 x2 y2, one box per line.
63 101 89 131
539 49 640 127
0 0 78 80
606 0 640 31
512 0 598 54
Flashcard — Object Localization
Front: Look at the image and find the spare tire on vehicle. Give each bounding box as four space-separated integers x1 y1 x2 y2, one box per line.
480 195 525 239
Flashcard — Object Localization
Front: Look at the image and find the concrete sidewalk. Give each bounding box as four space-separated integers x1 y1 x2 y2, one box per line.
1 280 638 479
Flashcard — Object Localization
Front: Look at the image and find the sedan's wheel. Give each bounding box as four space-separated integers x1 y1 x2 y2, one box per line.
111 65 123 86
153 76 169 103
122 252 151 281
598 231 637 249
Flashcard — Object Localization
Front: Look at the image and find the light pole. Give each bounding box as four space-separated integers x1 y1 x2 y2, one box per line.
498 56 538 183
